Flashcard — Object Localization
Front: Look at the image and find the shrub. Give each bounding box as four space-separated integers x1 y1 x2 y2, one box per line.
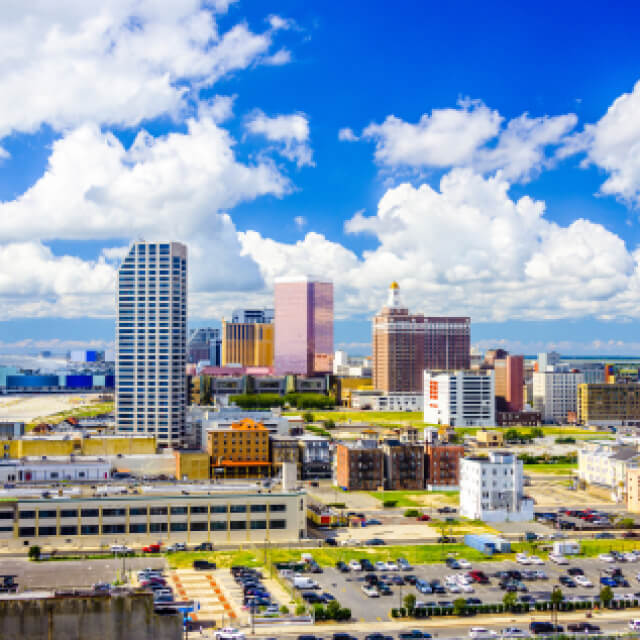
280 605 289 615
391 608 399 618
295 604 306 616
383 500 398 508
404 593 416 611
28 545 41 561
313 604 325 621
404 509 420 517
326 600 340 619
336 607 351 620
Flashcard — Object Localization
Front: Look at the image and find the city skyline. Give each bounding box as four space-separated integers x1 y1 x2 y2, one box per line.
2 2 640 356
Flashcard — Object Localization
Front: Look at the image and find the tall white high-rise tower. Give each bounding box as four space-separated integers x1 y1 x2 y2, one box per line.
115 241 187 448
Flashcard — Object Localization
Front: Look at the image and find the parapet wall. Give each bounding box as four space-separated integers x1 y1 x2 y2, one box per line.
0 592 182 640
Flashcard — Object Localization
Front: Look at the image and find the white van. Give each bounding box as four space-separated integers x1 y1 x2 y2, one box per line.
293 576 317 590
629 620 640 631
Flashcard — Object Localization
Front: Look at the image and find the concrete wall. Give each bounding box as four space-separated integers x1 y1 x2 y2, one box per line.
0 592 181 640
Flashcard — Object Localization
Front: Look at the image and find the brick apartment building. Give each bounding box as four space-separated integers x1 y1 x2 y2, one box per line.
381 440 425 490
425 443 464 490
335 441 385 490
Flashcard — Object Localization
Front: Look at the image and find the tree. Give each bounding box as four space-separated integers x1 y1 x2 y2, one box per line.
504 428 520 442
280 605 289 615
618 517 635 530
530 427 544 439
303 411 314 424
453 597 467 615
403 593 416 611
28 545 41 561
503 591 517 610
600 586 613 608
326 599 340 619
324 419 336 429
551 587 563 610
295 604 307 616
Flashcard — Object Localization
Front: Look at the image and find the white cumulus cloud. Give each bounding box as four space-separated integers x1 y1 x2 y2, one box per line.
245 110 314 167
562 79 640 206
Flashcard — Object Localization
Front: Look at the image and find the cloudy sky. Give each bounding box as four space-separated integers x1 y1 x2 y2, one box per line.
2 0 640 356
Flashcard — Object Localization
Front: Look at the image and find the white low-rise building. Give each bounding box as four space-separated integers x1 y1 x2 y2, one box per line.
0 458 111 484
424 370 495 427
350 390 423 411
459 451 533 522
577 441 639 501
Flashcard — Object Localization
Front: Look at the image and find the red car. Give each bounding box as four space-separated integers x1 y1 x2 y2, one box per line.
417 515 431 521
143 544 162 553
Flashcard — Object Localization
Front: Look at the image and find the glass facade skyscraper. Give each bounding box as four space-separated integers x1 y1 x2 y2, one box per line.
115 241 187 448
274 277 333 376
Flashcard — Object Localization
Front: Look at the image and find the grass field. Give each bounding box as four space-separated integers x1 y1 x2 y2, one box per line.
284 410 429 427
369 490 459 508
166 543 507 569
27 401 114 429
523 463 578 475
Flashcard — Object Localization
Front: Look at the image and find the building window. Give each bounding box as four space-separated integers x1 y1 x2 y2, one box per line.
230 521 246 530
230 505 246 513
191 506 208 514
103 524 126 534
150 522 168 533
18 511 35 520
250 520 267 529
81 525 99 535
60 526 77 535
102 509 126 517
150 507 168 516
211 521 226 530
81 509 99 518
170 522 188 532
270 519 286 529
130 507 147 516
270 504 286 512
37 526 57 536
190 521 207 531
170 506 188 515
60 510 78 519
129 523 147 533
19 527 36 537
250 505 267 513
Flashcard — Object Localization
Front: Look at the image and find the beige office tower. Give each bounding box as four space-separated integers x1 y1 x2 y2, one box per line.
373 282 426 393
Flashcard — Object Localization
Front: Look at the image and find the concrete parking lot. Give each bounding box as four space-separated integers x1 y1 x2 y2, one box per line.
296 554 640 623
0 557 166 591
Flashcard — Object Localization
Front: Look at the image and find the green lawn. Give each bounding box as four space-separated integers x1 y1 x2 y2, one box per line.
27 401 114 429
523 463 577 475
369 490 459 508
167 543 508 570
285 410 429 427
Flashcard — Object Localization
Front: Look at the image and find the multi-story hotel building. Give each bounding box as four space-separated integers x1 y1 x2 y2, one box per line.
578 383 640 426
221 320 274 367
373 283 470 393
424 316 470 370
532 370 584 424
373 282 425 393
116 241 187 448
494 355 524 412
274 277 333 375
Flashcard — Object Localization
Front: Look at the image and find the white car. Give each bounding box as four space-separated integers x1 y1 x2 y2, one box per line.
110 544 132 555
447 583 461 593
529 555 544 565
361 584 379 598
515 553 531 565
458 558 472 569
575 575 593 588
215 628 246 640
457 574 473 585
469 627 498 639
501 628 529 638
385 561 399 571
625 553 639 562
348 560 362 571
375 561 387 571
599 553 615 563
549 553 568 565
533 570 547 580
459 582 474 593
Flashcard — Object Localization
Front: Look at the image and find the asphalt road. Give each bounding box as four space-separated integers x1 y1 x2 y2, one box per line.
1 557 166 590
295 555 640 623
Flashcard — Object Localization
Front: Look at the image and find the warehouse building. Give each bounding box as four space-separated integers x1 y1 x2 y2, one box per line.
0 488 306 551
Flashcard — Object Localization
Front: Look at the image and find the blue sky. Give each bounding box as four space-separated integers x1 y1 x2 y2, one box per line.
2 0 640 357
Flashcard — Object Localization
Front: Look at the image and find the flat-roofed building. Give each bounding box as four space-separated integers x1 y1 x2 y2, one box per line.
221 320 274 368
381 440 425 490
578 383 640 426
207 418 270 478
0 488 306 550
334 441 384 491
425 443 464 490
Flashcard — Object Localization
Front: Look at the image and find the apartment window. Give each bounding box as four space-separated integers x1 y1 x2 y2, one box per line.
270 519 286 529
211 521 226 530
250 505 267 513
102 508 126 517
60 526 77 536
270 504 286 512
230 521 246 530
150 507 168 516
150 522 168 533
103 524 126 534
250 520 267 530
19 511 35 520
0 511 13 520
130 507 147 516
230 505 246 513
38 510 57 519
19 527 36 537
81 509 99 518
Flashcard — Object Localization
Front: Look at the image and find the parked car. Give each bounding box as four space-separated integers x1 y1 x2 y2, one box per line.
600 577 617 587
397 557 412 571
325 537 337 546
575 575 593 587
501 628 529 638
549 553 568 565
195 542 213 551
417 514 431 521
458 559 472 569
142 544 161 553
193 560 216 571
366 538 386 546
348 560 362 571
398 631 432 639
599 553 616 563
362 584 379 598
567 623 600 633
559 576 576 588
336 561 349 573
468 628 497 639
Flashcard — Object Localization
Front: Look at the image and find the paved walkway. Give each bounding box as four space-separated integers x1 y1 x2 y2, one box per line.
171 569 238 627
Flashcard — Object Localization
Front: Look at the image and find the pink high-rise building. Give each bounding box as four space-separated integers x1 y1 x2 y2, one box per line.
274 277 334 375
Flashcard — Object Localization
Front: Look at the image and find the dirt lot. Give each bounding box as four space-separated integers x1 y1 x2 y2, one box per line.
0 393 98 423
527 475 616 508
